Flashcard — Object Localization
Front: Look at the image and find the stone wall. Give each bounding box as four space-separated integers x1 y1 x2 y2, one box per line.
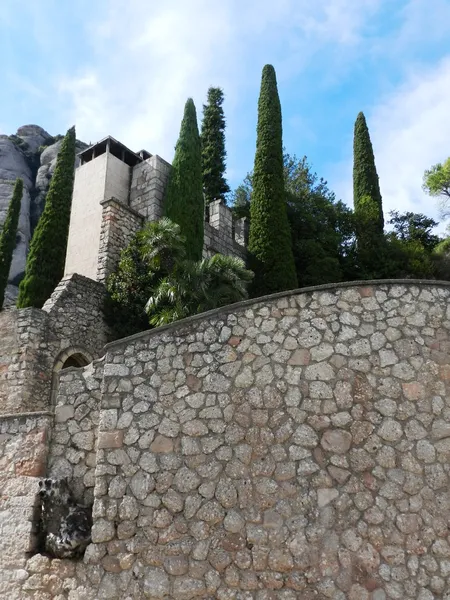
130 155 171 223
204 201 247 260
0 412 51 598
97 198 144 283
0 308 19 409
42 273 110 356
129 159 246 261
0 274 108 416
47 359 104 505
7 280 450 600
0 307 54 415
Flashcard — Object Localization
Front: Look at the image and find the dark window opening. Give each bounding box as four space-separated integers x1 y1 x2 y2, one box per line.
61 353 90 370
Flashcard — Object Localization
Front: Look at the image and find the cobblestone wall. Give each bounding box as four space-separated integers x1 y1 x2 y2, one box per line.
0 308 55 415
42 273 110 355
0 274 109 416
0 413 52 598
6 281 450 599
48 359 104 505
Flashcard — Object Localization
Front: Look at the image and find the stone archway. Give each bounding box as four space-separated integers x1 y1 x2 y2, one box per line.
61 353 90 370
51 347 93 407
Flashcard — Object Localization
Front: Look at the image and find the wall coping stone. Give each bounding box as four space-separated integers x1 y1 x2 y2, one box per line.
104 278 450 350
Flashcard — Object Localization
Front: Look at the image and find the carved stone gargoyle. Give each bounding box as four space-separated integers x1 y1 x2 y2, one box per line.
38 478 92 559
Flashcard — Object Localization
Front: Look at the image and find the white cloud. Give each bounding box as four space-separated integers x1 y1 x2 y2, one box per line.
333 55 450 232
57 0 382 162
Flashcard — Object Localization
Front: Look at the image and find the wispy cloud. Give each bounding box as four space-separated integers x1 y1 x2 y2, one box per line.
333 56 450 231
57 0 383 162
3 0 449 232
372 56 450 227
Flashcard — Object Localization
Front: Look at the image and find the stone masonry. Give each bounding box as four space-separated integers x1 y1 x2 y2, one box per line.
64 138 247 285
130 155 172 223
0 274 108 416
97 199 144 284
3 281 450 599
47 359 105 505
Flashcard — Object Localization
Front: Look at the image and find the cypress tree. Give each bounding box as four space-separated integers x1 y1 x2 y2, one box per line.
17 126 76 308
248 64 297 295
201 87 230 204
0 178 23 308
353 112 384 233
164 99 204 261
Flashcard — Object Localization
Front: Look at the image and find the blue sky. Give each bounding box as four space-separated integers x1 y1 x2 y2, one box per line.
1 0 450 229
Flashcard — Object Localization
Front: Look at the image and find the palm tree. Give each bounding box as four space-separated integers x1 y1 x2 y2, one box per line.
146 254 253 327
140 217 186 272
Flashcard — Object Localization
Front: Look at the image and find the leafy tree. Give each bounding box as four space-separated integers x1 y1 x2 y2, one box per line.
378 210 441 280
106 218 186 338
201 87 230 204
106 218 253 338
248 65 297 295
283 154 356 286
353 194 387 278
433 237 450 280
232 154 357 286
164 98 204 261
105 229 160 340
230 175 252 220
384 236 436 279
388 210 440 251
423 158 450 218
146 254 253 327
0 178 23 308
17 126 76 308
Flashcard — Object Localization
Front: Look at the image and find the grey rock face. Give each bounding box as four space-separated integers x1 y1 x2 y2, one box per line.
33 139 86 231
16 124 51 154
0 125 87 303
0 136 34 291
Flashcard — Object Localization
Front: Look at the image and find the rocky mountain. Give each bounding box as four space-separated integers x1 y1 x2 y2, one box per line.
0 125 87 304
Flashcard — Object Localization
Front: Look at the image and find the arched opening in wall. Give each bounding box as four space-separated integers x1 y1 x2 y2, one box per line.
50 347 93 408
61 353 90 370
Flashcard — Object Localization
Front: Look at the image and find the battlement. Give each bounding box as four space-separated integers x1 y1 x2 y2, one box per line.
64 138 247 283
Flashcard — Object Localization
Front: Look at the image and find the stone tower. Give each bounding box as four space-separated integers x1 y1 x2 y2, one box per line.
64 136 247 284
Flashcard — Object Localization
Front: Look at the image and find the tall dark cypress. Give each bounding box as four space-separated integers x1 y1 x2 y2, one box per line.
0 178 23 308
17 126 76 308
201 87 230 204
248 64 297 295
164 99 204 261
353 112 384 233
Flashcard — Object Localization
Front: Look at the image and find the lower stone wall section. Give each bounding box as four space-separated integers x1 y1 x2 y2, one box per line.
5 282 450 599
48 359 104 505
0 308 55 415
0 413 52 599
88 282 450 599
